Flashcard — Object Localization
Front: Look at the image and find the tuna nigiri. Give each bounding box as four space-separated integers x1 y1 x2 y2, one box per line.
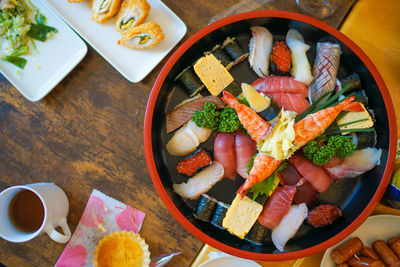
288 153 333 193
214 132 237 180
252 76 308 97
258 185 297 229
173 161 224 199
323 148 382 179
268 92 310 114
235 133 257 179
271 203 308 252
248 26 273 77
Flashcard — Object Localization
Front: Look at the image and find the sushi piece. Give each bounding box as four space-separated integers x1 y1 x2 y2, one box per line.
235 133 257 179
166 120 212 156
115 0 150 34
323 148 382 179
257 185 297 229
351 129 377 149
166 95 224 133
194 54 235 97
339 73 361 92
205 45 233 69
277 161 302 185
91 0 122 23
288 153 333 193
193 194 217 221
222 37 248 65
252 76 308 97
307 204 342 228
245 221 269 245
258 100 280 122
241 83 271 112
222 194 264 239
294 182 319 209
353 89 369 106
268 92 310 114
68 0 86 2
286 29 313 85
118 21 164 49
248 26 273 77
173 161 224 199
214 132 237 180
175 66 204 97
176 149 212 176
336 103 374 134
271 203 308 252
270 41 292 76
224 81 242 96
309 42 341 103
210 201 230 229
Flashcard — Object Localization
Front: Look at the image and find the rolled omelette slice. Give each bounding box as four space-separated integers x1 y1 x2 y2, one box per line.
118 21 164 49
91 0 122 23
115 0 150 34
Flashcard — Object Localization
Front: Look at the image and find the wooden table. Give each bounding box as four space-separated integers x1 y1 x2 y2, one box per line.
0 0 356 266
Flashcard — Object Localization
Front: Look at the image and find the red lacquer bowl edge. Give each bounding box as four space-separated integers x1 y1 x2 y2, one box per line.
143 10 397 261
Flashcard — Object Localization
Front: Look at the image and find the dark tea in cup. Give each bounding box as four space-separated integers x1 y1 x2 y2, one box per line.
8 189 44 233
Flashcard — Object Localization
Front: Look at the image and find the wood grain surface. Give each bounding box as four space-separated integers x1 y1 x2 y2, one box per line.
0 0 354 266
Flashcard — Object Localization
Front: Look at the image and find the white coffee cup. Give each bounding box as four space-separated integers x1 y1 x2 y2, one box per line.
0 183 71 243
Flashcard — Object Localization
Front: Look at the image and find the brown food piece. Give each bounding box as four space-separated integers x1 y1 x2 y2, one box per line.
307 203 342 227
166 96 225 133
331 237 363 264
362 247 380 261
373 240 400 266
389 238 400 258
388 237 400 246
348 256 385 267
337 264 350 267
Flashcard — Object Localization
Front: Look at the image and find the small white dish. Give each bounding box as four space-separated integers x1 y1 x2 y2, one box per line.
0 0 87 102
320 215 400 267
199 255 261 267
43 0 187 82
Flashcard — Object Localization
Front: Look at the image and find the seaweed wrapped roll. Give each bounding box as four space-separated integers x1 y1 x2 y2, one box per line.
339 73 361 92
175 66 204 97
91 0 122 23
115 0 150 34
353 89 368 106
245 221 269 245
258 100 280 122
118 21 164 49
222 37 249 65
205 45 233 69
351 130 377 149
210 201 230 229
193 194 217 222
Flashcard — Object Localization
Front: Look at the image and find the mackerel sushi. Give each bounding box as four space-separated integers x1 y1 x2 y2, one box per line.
193 194 217 221
210 201 230 229
175 66 204 96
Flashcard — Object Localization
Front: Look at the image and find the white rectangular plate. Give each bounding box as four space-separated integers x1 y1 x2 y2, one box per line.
43 0 187 82
0 0 88 102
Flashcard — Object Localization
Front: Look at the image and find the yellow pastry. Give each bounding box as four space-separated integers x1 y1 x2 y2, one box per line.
91 0 122 23
93 231 151 267
118 21 164 49
115 0 150 34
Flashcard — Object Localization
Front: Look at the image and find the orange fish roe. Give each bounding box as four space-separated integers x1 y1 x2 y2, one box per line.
176 149 212 176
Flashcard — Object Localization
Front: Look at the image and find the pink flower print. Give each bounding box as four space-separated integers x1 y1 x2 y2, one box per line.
115 206 145 233
80 196 108 227
56 244 87 267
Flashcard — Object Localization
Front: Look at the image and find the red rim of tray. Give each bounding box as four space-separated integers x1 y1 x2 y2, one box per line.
144 10 397 261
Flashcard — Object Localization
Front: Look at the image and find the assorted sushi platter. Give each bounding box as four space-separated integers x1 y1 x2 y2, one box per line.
144 12 396 260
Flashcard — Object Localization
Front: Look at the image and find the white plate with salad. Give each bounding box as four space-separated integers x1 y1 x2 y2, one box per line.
41 0 187 83
0 0 87 102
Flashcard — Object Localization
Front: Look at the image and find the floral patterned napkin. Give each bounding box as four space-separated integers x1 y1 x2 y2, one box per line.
55 189 146 267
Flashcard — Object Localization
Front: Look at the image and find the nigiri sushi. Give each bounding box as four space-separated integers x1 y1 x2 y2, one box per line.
173 162 224 199
286 29 313 85
248 26 273 77
118 21 164 49
91 0 122 23
235 133 257 179
166 119 211 156
309 42 341 103
323 148 382 179
115 0 150 34
214 132 237 180
271 203 308 252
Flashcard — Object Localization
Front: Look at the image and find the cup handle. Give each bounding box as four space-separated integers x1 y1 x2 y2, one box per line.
45 219 71 243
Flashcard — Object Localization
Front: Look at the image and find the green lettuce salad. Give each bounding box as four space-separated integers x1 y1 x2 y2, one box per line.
0 0 57 69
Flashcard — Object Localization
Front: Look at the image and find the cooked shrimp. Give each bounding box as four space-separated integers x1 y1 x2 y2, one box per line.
237 153 281 196
294 96 363 148
220 90 271 141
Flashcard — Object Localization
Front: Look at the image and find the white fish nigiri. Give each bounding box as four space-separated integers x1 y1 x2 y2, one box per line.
286 29 313 85
271 203 308 252
324 148 382 179
166 119 212 156
249 26 273 77
173 161 224 199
